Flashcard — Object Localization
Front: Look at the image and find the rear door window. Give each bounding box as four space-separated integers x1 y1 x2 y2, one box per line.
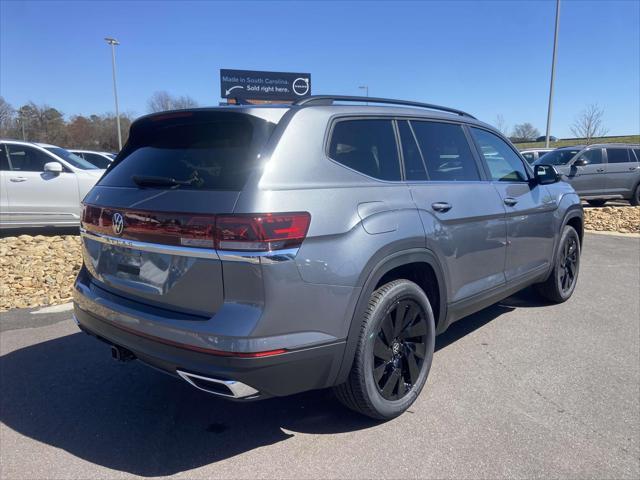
410 121 480 181
522 152 535 163
99 112 276 191
606 148 630 163
470 127 528 182
329 119 401 181
633 149 640 162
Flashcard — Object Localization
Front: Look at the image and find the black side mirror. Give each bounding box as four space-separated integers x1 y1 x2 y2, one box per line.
573 158 588 167
534 164 561 185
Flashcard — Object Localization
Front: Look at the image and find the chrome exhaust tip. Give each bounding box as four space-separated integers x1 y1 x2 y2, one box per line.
176 370 259 399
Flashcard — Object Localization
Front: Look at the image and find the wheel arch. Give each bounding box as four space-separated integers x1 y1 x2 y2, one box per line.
562 206 584 245
333 248 447 385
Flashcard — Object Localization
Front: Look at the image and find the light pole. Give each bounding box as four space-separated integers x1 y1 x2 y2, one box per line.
105 37 122 150
544 0 560 148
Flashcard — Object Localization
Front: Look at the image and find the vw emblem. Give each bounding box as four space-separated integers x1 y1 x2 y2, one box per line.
112 212 124 236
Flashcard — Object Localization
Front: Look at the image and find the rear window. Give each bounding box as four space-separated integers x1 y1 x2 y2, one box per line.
99 112 275 191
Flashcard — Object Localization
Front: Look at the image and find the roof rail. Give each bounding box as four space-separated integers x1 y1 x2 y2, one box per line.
293 95 476 119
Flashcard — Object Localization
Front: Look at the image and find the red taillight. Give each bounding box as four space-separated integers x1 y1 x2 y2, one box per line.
215 213 311 251
82 204 311 253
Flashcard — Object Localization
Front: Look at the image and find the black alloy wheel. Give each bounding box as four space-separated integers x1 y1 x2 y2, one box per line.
372 299 428 401
558 234 579 295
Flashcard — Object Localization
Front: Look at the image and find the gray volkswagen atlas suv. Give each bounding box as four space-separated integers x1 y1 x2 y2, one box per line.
534 144 640 206
73 96 583 419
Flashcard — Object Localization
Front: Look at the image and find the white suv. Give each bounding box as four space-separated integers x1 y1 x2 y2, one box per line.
0 140 105 228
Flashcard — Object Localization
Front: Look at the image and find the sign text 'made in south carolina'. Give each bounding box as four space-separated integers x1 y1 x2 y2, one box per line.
220 69 311 101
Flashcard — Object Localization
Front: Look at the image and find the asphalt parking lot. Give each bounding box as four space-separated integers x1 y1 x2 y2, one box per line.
1 233 638 479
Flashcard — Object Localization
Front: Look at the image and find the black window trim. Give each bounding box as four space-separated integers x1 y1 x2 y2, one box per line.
466 125 533 183
396 119 431 181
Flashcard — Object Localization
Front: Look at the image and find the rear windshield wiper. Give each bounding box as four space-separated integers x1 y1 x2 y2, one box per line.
132 174 203 189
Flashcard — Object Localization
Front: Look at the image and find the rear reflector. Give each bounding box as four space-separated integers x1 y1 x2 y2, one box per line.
82 205 310 253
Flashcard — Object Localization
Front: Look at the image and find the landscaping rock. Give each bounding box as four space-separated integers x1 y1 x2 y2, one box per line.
584 206 639 234
0 235 82 312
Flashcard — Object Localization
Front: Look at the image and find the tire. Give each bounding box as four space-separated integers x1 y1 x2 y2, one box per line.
630 184 640 206
334 279 435 420
535 225 581 303
587 199 606 207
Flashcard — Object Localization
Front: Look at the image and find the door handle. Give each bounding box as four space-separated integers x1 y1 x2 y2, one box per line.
431 202 452 213
629 166 639 171
9 177 27 182
596 168 605 173
504 197 518 207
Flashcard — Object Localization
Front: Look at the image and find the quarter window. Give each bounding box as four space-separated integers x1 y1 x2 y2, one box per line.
606 148 630 163
5 145 53 172
329 119 401 181
470 127 528 182
522 152 535 164
410 121 480 181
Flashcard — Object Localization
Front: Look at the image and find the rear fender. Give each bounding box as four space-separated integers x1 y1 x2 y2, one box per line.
333 248 447 385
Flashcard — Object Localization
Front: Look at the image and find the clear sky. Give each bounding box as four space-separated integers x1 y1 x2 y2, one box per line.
1 0 638 137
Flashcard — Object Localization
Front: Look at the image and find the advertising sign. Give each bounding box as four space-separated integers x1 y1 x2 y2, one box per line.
220 69 311 101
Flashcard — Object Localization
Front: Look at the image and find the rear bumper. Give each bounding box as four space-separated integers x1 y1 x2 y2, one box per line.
74 305 345 399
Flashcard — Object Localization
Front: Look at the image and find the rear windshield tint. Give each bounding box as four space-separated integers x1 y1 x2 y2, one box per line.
99 111 275 191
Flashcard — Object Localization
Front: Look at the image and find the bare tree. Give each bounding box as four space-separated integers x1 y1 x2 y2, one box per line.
0 96 14 136
147 91 198 112
493 114 509 136
570 104 608 144
511 122 540 142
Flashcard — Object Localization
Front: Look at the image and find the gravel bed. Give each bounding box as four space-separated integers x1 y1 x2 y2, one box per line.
584 206 639 234
0 235 82 312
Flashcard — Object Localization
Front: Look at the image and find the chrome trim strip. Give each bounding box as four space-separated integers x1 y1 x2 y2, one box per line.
80 229 219 260
176 370 259 399
81 229 299 263
218 248 299 264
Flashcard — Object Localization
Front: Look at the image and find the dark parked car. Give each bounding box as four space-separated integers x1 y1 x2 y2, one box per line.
73 96 584 419
536 135 557 142
534 144 640 206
